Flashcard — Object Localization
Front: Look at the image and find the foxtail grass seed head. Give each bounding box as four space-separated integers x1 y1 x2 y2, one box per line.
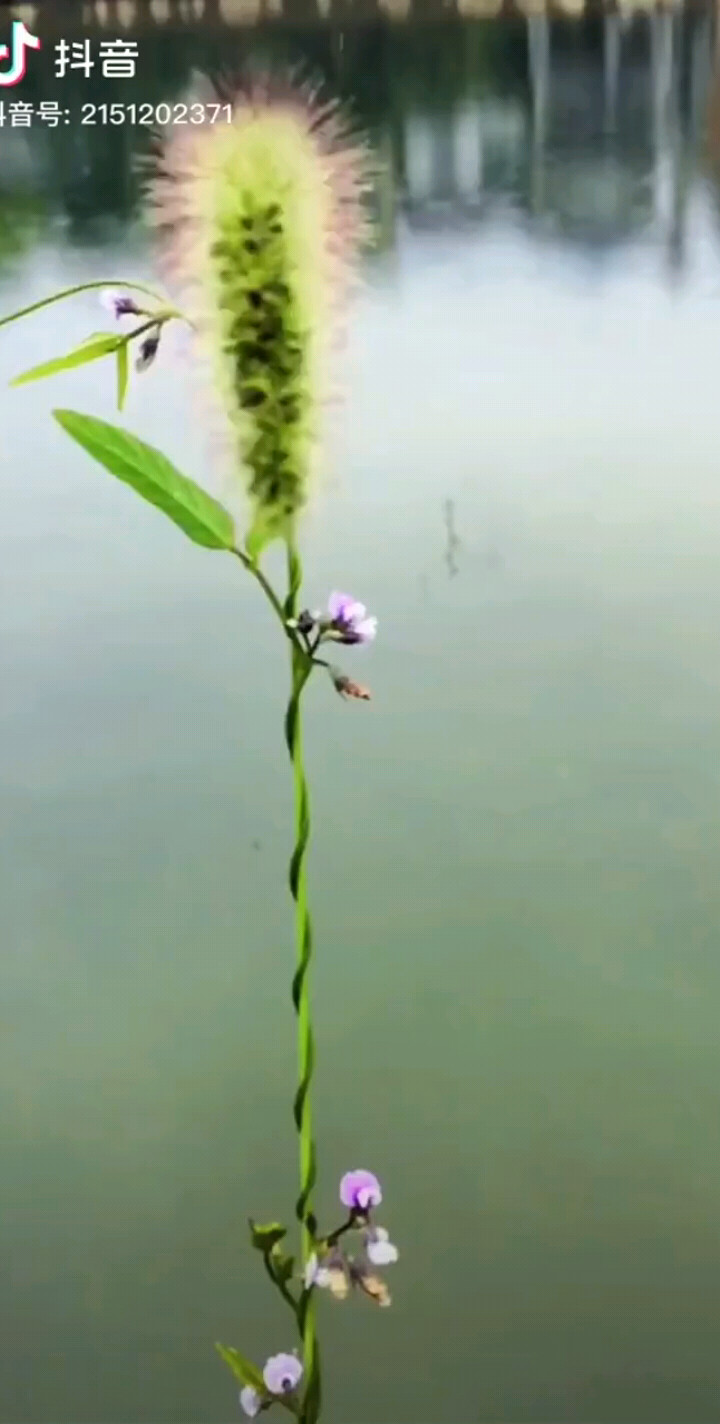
147 77 372 551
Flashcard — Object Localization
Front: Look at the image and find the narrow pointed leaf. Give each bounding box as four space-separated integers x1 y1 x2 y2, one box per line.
215 1344 265 1392
53 409 235 551
10 336 122 387
116 342 129 411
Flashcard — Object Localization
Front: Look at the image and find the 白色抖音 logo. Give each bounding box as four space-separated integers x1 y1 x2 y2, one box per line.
0 21 41 87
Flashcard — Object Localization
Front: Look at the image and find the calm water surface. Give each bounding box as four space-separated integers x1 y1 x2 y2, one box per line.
2 6 720 1422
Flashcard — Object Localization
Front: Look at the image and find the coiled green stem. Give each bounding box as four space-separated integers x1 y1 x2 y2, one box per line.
284 542 321 1424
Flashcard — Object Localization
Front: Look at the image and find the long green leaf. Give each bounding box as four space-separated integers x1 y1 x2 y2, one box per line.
116 342 129 411
215 1344 265 1392
11 336 122 387
53 409 235 551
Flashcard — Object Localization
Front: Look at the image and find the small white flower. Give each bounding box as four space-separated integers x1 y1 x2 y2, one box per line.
304 1253 333 1290
239 1386 262 1417
366 1226 399 1267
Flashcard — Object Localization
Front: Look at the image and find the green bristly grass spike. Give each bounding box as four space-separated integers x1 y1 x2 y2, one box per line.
147 78 372 555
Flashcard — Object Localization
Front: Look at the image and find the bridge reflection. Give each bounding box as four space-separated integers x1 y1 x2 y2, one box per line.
5 0 714 26
0 2 719 268
394 6 712 265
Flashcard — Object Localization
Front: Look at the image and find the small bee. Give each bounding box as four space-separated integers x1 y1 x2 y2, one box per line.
330 668 372 702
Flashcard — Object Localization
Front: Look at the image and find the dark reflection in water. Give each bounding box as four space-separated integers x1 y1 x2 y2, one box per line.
0 5 718 260
4 6 720 1424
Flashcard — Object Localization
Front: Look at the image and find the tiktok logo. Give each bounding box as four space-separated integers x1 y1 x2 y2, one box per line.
0 20 41 87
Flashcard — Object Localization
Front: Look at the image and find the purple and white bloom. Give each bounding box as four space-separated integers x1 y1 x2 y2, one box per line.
239 1386 262 1418
340 1169 382 1214
365 1226 398 1267
136 329 161 373
263 1353 303 1397
326 592 377 645
100 288 140 319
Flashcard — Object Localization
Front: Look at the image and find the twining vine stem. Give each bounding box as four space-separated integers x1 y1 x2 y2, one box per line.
231 544 322 1424
284 541 321 1424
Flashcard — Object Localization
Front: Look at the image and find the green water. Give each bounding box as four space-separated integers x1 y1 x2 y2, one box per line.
2 5 720 1421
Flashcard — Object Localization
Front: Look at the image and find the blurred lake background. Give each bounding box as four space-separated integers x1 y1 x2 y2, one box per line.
3 0 720 1421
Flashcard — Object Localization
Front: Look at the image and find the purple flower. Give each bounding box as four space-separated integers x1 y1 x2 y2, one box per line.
263 1353 303 1396
340 1169 382 1214
239 1386 262 1417
100 288 140 320
365 1226 398 1267
327 592 377 645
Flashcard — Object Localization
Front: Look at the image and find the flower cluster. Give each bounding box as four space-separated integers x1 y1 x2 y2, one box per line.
238 1170 397 1415
287 592 377 702
288 593 377 703
304 1169 398 1310
240 1352 303 1418
101 287 164 373
288 591 376 646
288 591 376 648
